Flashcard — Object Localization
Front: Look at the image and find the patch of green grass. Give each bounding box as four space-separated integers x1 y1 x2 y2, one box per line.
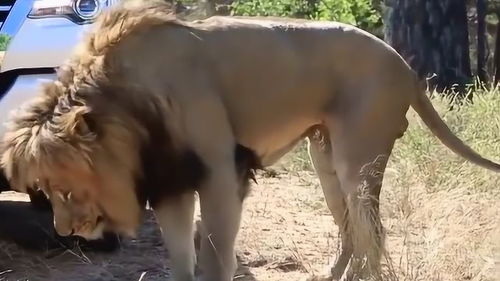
277 140 314 172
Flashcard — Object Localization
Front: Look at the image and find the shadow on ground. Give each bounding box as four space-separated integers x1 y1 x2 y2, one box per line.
0 198 257 281
0 200 119 252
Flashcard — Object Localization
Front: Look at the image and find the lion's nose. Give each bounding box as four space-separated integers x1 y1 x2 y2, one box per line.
53 220 74 237
54 227 74 237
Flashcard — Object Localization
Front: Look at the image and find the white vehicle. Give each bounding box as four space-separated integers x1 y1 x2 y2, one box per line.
0 0 118 196
0 0 119 139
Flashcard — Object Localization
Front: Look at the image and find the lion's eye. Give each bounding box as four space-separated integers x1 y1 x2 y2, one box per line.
56 191 71 202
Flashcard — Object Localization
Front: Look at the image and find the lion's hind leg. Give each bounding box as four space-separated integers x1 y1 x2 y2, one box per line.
324 108 407 280
306 126 352 281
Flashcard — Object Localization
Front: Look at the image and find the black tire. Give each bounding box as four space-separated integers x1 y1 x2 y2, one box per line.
0 170 9 193
1 169 52 210
27 188 52 211
1 170 121 252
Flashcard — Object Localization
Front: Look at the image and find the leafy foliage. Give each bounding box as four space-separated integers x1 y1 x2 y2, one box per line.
230 0 317 19
0 33 12 51
230 0 381 32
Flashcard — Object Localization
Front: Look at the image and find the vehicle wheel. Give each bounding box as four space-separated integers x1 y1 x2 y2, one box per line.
0 171 9 193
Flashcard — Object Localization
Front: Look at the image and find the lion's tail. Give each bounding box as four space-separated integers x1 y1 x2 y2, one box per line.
410 79 500 172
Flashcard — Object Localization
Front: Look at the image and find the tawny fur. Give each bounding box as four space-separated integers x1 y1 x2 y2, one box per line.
1 1 499 281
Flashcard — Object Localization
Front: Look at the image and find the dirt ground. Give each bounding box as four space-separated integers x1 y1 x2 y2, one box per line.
0 164 499 281
2 168 335 281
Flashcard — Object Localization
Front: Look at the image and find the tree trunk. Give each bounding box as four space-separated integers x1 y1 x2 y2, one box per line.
494 14 500 85
384 0 472 96
477 0 488 84
198 0 216 17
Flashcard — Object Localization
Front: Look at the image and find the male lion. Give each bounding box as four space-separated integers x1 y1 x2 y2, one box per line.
1 1 499 281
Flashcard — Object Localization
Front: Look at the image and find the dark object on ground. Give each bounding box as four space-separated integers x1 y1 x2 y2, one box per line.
26 188 53 210
0 200 121 253
0 169 9 193
1 169 121 253
1 169 53 210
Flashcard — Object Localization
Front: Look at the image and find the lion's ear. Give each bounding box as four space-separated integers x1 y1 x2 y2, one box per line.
68 106 92 137
53 97 95 141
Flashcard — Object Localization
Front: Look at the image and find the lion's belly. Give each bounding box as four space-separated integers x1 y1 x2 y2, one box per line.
217 66 331 166
229 108 320 166
238 130 311 166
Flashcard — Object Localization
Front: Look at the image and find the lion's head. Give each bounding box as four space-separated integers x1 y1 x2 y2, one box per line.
0 77 150 239
0 0 190 240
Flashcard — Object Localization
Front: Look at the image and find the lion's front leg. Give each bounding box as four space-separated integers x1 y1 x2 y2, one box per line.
181 91 242 281
196 164 241 281
154 192 197 281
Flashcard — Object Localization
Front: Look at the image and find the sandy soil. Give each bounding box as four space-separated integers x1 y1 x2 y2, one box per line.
0 165 499 281
2 170 330 281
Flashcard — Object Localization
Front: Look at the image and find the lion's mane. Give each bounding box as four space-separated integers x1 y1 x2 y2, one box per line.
1 0 199 200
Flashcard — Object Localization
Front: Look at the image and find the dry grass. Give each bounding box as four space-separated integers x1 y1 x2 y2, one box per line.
235 87 500 281
377 87 500 281
0 88 499 281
